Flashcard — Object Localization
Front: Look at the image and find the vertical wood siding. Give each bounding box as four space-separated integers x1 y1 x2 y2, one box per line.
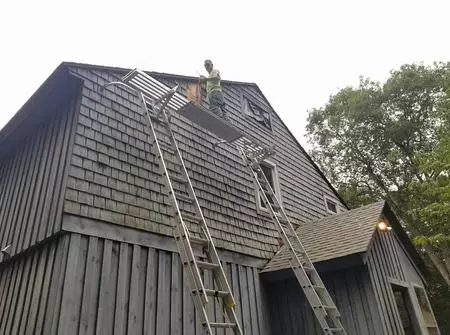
366 231 412 335
265 266 383 335
0 93 78 257
64 66 344 261
55 232 270 335
0 235 69 335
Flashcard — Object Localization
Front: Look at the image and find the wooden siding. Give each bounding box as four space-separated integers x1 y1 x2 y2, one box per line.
0 92 78 257
0 234 69 335
365 230 422 335
265 265 383 335
56 232 270 335
63 66 345 260
0 231 270 335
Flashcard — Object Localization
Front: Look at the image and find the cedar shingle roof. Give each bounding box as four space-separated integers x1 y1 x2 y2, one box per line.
261 201 386 272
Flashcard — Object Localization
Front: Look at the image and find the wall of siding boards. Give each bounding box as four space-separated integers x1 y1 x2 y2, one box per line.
63 66 345 261
265 266 384 335
0 232 271 335
0 90 78 257
0 234 69 335
365 230 425 335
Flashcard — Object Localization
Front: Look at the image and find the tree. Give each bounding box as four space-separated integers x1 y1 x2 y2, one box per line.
306 62 450 284
306 62 450 330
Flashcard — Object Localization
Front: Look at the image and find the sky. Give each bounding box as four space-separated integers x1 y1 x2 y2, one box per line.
1 0 449 148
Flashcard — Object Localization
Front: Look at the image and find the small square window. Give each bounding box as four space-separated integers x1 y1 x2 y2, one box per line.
324 196 338 214
242 97 272 130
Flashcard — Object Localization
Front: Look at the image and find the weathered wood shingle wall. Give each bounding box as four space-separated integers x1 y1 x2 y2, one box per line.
0 91 78 257
265 266 383 335
63 66 344 260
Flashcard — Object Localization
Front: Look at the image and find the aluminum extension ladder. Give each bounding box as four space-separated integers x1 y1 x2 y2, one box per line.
103 70 243 335
238 147 347 335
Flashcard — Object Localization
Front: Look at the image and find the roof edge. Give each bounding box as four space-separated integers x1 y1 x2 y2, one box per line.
0 62 78 148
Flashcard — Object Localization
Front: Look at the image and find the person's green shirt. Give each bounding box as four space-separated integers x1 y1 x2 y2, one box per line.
206 69 222 94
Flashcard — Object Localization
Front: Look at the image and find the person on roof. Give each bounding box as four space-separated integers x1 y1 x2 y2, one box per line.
200 60 228 120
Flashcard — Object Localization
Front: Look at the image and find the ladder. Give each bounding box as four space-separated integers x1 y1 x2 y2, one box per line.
103 70 243 334
238 146 347 335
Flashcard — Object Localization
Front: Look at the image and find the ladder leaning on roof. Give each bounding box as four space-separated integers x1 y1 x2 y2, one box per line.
239 148 348 335
102 69 243 335
173 75 348 334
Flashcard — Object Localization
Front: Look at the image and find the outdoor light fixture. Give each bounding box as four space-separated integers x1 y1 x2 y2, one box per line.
376 221 392 232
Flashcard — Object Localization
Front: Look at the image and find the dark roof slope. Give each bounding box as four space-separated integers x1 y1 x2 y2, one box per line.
262 201 386 272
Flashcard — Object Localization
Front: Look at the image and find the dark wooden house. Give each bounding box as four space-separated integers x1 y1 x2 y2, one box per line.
0 62 441 334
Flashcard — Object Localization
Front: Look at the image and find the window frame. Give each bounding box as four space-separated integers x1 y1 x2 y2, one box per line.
256 159 281 214
323 195 339 214
412 284 440 334
241 94 273 132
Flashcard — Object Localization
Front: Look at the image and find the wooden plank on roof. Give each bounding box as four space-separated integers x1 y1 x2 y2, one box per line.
177 103 243 142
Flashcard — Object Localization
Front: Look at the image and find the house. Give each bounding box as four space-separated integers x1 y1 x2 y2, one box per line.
0 62 440 334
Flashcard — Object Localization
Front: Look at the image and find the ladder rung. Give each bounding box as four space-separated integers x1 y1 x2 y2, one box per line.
327 328 344 333
323 305 337 311
302 265 315 273
189 235 209 246
168 173 188 184
181 212 202 223
208 322 237 329
193 289 230 298
196 260 220 270
174 192 194 203
313 285 326 291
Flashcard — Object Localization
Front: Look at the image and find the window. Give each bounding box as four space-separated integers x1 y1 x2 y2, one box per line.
257 161 280 212
392 285 417 335
414 287 439 334
324 196 338 214
242 97 272 130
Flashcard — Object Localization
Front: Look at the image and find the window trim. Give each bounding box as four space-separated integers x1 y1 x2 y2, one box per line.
323 195 338 214
256 159 281 214
387 278 441 335
411 284 440 334
241 93 273 132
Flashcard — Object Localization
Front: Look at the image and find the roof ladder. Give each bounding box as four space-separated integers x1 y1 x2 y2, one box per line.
102 69 243 335
237 144 348 335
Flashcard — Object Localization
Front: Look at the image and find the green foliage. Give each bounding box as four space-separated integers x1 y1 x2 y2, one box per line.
306 62 450 329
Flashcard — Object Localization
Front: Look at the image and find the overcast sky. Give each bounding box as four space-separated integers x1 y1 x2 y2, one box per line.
1 0 449 147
